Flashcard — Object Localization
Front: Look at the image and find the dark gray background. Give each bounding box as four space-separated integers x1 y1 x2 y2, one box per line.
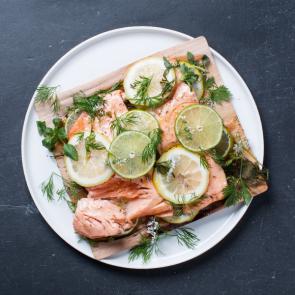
0 0 294 294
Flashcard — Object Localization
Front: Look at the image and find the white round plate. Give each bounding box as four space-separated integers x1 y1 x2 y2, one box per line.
22 26 264 269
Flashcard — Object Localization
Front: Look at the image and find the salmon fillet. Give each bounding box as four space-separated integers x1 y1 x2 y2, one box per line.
68 112 91 139
87 176 173 220
73 198 134 239
93 90 127 139
154 83 198 151
87 176 155 200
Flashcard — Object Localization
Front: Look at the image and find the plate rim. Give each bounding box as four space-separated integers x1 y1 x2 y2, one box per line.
21 26 264 269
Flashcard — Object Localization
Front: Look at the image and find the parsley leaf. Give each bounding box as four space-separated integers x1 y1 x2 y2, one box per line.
63 143 78 161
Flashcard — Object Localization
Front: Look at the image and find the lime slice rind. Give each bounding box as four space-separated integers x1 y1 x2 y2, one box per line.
175 104 223 152
109 130 156 179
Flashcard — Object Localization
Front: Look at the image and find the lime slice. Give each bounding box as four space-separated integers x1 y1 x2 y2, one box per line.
65 132 113 187
214 127 233 158
108 131 156 179
175 104 223 152
124 57 175 107
113 110 159 136
179 61 204 99
153 147 209 204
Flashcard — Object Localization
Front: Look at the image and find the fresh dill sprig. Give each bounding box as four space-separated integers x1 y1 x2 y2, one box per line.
69 81 123 118
110 112 138 135
70 91 105 118
154 160 172 176
128 235 161 264
41 173 55 201
85 132 105 155
131 76 163 108
142 128 162 163
129 218 199 264
130 60 175 108
173 227 200 249
40 172 83 212
35 85 60 114
199 152 209 169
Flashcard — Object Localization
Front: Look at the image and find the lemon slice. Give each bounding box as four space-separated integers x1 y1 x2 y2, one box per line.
113 110 159 136
214 127 233 158
108 131 156 179
175 104 223 152
65 132 113 187
153 147 209 204
124 57 175 107
161 207 199 224
179 61 204 99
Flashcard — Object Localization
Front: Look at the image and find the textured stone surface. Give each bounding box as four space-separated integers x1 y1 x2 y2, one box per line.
0 0 294 294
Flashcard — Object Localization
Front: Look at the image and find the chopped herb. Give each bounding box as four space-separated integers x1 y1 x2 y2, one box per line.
142 128 162 163
41 173 54 201
199 152 209 169
110 112 138 135
186 52 207 72
180 62 200 91
155 160 172 175
36 118 67 152
173 227 200 249
201 76 231 106
223 177 252 206
40 172 84 212
35 85 60 114
130 62 175 108
63 143 78 161
85 132 105 155
69 81 123 118
129 217 199 263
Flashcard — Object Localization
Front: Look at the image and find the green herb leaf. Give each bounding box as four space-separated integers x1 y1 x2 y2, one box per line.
131 71 174 108
53 117 63 128
35 85 60 114
36 119 67 152
110 112 138 135
36 121 48 136
201 76 231 105
41 174 54 201
173 227 200 249
163 56 173 70
40 172 84 213
42 137 56 151
128 222 199 264
68 81 123 118
180 63 200 91
64 143 78 161
155 160 172 175
57 127 67 142
85 132 105 155
142 128 162 163
209 85 231 103
223 177 252 206
187 51 196 65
